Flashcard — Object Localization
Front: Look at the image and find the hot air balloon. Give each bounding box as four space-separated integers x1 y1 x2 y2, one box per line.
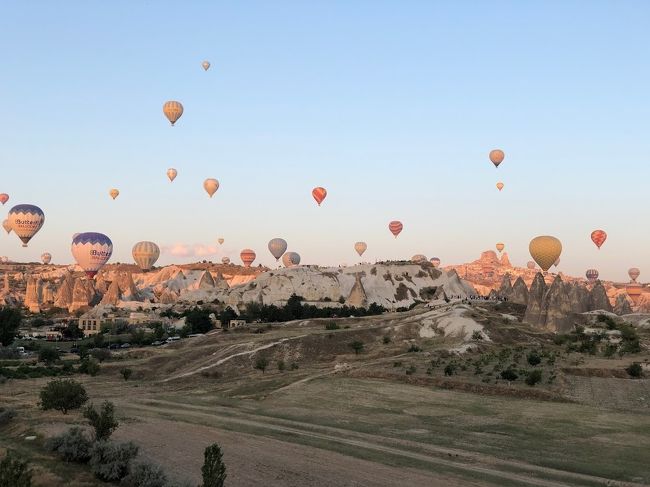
591 230 607 249
163 101 184 126
204 178 219 197
8 204 45 247
72 233 80 241
496 242 505 253
221 257 231 265
0 194 8 205
2 219 12 234
411 254 427 264
41 253 52 265
240 249 256 268
489 149 505 168
389 221 403 238
218 238 224 245
201 60 211 71
268 238 288 261
71 232 113 278
430 257 441 268
132 241 160 271
109 189 119 200
312 187 327 206
282 252 301 267
628 268 640 283
527 261 536 270
167 168 177 182
529 236 562 272
354 242 367 257
586 269 599 283
496 182 504 191
554 257 560 267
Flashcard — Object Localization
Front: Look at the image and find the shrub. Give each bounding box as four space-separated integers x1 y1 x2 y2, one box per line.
121 368 133 381
626 362 643 378
382 335 391 344
444 364 456 376
405 365 417 375
90 348 111 362
89 441 139 482
289 362 299 370
407 344 422 353
254 357 269 373
45 427 93 462
471 330 483 341
200 443 226 487
0 407 16 426
500 369 518 382
527 352 541 366
349 341 364 355
38 347 60 365
122 461 168 487
277 360 285 372
525 369 543 386
40 379 88 414
324 322 339 330
79 357 101 376
0 450 32 487
84 401 119 441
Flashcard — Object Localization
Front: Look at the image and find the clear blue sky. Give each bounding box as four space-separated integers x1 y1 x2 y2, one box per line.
1 1 649 282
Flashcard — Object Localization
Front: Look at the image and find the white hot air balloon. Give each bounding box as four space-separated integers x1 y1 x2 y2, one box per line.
8 204 45 247
41 252 52 265
167 168 177 182
282 252 301 267
268 238 288 261
132 241 160 271
221 257 231 265
71 232 113 278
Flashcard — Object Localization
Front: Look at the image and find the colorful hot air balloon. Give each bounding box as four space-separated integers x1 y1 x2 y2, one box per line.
8 204 45 247
167 168 177 182
71 232 113 278
389 221 403 238
41 253 52 265
430 257 441 268
489 149 505 168
527 261 536 270
354 242 367 257
0 194 8 205
221 257 231 265
628 268 640 283
268 238 288 261
529 236 562 272
163 101 184 126
2 219 12 234
496 182 504 191
312 187 327 206
218 238 224 245
204 178 219 197
132 241 160 271
282 252 301 267
411 254 427 264
201 60 211 71
109 189 119 200
240 249 256 268
591 230 607 249
496 242 505 253
586 269 599 283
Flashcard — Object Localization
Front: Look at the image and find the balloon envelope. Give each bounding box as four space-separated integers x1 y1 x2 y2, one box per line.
554 257 560 267
163 101 184 126
201 60 210 71
282 252 301 267
430 257 441 268
167 168 177 182
628 268 640 282
354 242 367 257
0 194 8 205
109 189 119 200
218 238 224 245
529 236 562 272
268 238 288 261
240 249 256 267
591 230 607 249
2 219 12 234
132 241 160 271
389 221 403 238
586 269 599 282
221 257 231 265
204 178 219 197
496 242 505 253
312 187 327 206
41 253 52 265
489 149 505 168
8 204 45 247
496 182 504 191
71 232 113 278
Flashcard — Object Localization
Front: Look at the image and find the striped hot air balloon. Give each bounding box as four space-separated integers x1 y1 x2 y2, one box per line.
163 101 184 126
591 230 607 249
2 219 12 234
109 189 119 200
240 249 256 267
586 268 599 283
489 149 505 168
132 241 160 271
388 221 403 238
312 187 327 206
8 204 45 247
41 253 52 265
204 178 219 197
268 238 288 261
430 257 441 268
354 242 367 257
529 236 562 272
167 168 177 182
0 193 8 205
282 252 301 267
71 232 113 278
628 268 640 283
221 257 231 265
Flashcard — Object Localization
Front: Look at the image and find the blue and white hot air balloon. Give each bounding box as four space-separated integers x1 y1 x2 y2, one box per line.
282 252 301 267
71 232 113 278
7 204 45 247
132 241 160 271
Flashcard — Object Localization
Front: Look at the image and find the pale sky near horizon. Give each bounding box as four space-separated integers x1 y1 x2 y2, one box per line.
1 1 649 282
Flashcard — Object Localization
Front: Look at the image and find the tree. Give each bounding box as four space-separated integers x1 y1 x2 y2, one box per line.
0 450 32 487
254 357 269 373
500 369 518 382
89 441 139 482
38 346 60 365
121 368 133 381
62 323 84 340
0 307 22 347
626 362 643 378
218 307 238 327
525 369 543 386
84 401 119 441
79 357 101 377
185 308 213 334
40 379 88 414
527 352 542 366
349 341 364 355
200 443 226 487
277 360 286 372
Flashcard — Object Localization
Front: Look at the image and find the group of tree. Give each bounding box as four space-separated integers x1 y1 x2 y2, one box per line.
0 307 22 347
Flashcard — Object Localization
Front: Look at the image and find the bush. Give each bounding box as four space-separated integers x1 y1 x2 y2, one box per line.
527 352 541 366
471 330 483 341
277 360 285 372
121 368 133 381
0 450 32 487
84 401 119 441
122 461 168 487
407 344 422 353
40 379 88 414
200 443 226 487
90 348 111 362
626 362 643 378
405 365 417 375
444 364 456 376
324 322 340 330
0 407 16 426
89 441 139 482
382 335 391 344
500 369 518 382
46 427 93 462
38 346 60 365
525 369 543 386
79 357 101 376
349 341 364 355
254 357 269 373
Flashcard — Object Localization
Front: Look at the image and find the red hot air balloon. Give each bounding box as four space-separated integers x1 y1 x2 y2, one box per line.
312 187 327 206
0 194 8 205
591 230 607 249
240 249 256 268
388 221 403 238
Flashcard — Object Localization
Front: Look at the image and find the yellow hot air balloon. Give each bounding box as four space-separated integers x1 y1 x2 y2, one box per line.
109 189 119 200
354 242 367 257
167 168 177 182
529 236 562 272
496 182 504 191
203 178 219 197
163 101 184 126
496 242 505 253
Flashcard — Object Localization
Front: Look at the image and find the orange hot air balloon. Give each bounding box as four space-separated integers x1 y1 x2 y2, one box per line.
163 101 184 126
489 149 505 168
109 189 119 200
529 236 562 272
496 242 505 253
591 230 607 249
312 187 327 206
240 249 256 268
204 178 219 197
388 221 403 238
496 182 504 191
0 193 8 205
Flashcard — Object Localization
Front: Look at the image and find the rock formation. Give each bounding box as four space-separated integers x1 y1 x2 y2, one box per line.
346 273 368 307
24 277 42 313
100 279 122 306
614 294 633 315
589 281 613 313
196 270 215 290
70 279 96 313
500 253 511 267
511 277 529 306
54 275 75 309
524 273 546 325
539 276 574 333
498 275 513 299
